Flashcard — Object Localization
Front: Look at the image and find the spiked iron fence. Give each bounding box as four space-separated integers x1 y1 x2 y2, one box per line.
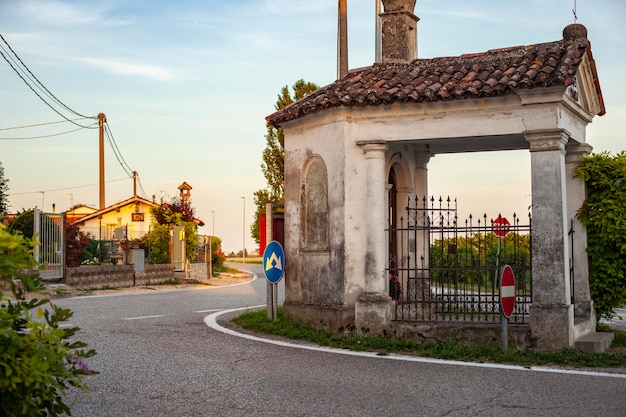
388 197 532 324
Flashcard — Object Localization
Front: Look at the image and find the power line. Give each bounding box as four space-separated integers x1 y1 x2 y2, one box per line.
104 122 134 177
0 122 98 140
0 32 91 119
9 177 130 196
0 33 95 128
0 117 96 131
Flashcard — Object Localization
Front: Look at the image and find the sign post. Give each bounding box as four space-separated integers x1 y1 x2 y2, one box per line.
499 264 516 350
492 216 513 350
263 240 285 321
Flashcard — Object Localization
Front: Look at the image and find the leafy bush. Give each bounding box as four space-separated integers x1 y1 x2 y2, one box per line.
576 151 626 320
0 225 96 416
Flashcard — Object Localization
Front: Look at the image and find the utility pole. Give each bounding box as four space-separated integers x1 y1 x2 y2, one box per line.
241 197 246 263
337 0 348 79
375 0 382 63
133 171 138 197
98 113 106 210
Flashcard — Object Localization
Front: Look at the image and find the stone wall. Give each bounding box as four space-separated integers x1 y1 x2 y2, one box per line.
187 262 209 280
65 264 174 289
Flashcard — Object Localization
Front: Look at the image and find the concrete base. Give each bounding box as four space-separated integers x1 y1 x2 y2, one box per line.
283 302 355 333
574 332 615 354
355 293 393 335
530 304 574 351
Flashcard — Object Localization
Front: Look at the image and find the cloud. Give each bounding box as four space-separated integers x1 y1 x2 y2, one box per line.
75 57 181 82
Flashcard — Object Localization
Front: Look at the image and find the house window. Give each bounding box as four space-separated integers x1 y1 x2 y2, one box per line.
132 213 145 222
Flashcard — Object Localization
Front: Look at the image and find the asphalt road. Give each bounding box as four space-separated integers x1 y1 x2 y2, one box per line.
55 263 625 417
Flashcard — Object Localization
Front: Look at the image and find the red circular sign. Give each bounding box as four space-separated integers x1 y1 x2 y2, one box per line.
500 265 516 318
492 216 510 237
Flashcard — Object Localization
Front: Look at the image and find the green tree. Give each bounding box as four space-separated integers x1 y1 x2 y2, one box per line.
7 208 34 239
576 151 626 320
252 79 319 243
0 162 8 221
0 225 96 416
145 197 201 264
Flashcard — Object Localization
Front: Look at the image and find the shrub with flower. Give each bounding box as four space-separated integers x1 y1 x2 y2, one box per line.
0 225 97 416
389 274 402 300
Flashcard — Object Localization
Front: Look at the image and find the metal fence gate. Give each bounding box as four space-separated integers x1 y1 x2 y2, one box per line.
33 209 65 280
387 197 532 324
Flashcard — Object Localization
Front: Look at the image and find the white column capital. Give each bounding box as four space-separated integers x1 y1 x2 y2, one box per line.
356 140 388 159
524 129 570 152
565 142 593 164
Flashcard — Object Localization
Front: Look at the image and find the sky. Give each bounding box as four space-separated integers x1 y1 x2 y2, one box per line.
1 0 625 253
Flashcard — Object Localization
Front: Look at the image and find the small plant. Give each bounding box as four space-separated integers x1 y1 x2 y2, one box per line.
81 257 100 265
389 274 402 300
0 225 97 416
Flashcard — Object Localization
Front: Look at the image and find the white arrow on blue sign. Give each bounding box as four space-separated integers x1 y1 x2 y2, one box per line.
263 240 285 284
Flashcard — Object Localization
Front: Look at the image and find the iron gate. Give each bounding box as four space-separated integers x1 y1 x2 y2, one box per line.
33 209 65 280
387 197 532 324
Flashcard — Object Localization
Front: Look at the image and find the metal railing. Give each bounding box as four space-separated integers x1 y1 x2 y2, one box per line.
388 197 532 324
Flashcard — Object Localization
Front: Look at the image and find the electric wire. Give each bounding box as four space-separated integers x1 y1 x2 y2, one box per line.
9 177 130 196
0 122 98 140
0 46 95 129
0 117 95 131
0 32 91 119
136 173 148 199
104 123 134 178
0 33 147 200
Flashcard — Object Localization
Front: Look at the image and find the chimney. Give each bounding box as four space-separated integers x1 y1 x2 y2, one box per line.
380 0 419 63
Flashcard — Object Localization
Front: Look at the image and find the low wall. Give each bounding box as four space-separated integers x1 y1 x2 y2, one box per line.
187 262 209 280
65 264 174 289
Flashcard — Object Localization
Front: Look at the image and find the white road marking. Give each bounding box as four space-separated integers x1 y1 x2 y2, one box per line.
123 315 164 321
205 306 626 380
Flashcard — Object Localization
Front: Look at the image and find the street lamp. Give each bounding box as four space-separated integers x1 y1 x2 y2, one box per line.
209 210 215 279
241 197 246 263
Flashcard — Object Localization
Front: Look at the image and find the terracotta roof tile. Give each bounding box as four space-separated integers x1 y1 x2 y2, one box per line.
267 37 604 127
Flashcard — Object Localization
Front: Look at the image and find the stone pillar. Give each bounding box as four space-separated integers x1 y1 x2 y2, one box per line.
355 140 393 334
525 129 574 350
414 152 431 270
381 0 419 63
565 143 595 322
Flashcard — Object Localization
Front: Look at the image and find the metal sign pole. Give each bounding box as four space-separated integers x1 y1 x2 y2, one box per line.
266 203 275 320
272 283 278 320
502 312 508 351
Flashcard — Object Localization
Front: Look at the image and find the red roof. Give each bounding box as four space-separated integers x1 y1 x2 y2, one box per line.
267 34 604 127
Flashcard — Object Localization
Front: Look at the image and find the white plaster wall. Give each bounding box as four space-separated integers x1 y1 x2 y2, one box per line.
283 109 369 307
343 89 590 152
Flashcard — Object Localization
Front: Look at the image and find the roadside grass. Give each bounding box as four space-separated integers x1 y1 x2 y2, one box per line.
226 257 263 265
213 265 245 275
232 308 626 369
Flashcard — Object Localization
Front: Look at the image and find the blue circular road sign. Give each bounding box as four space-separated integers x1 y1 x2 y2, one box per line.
263 241 285 284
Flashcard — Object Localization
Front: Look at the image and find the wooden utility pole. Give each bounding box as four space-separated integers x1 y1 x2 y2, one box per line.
375 0 382 62
337 0 348 79
133 171 138 197
98 113 106 210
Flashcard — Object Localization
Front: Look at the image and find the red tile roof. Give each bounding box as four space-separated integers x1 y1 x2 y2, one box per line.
267 36 605 127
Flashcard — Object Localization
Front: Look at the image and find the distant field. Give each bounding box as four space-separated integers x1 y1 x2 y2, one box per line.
226 257 263 264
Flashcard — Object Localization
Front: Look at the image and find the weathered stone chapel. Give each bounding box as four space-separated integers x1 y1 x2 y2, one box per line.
266 0 606 351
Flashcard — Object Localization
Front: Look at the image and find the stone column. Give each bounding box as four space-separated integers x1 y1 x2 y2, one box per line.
565 142 595 323
355 140 393 334
525 129 574 350
414 152 431 271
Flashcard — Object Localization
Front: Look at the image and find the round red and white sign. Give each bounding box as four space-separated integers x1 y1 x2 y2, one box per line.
500 265 516 318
